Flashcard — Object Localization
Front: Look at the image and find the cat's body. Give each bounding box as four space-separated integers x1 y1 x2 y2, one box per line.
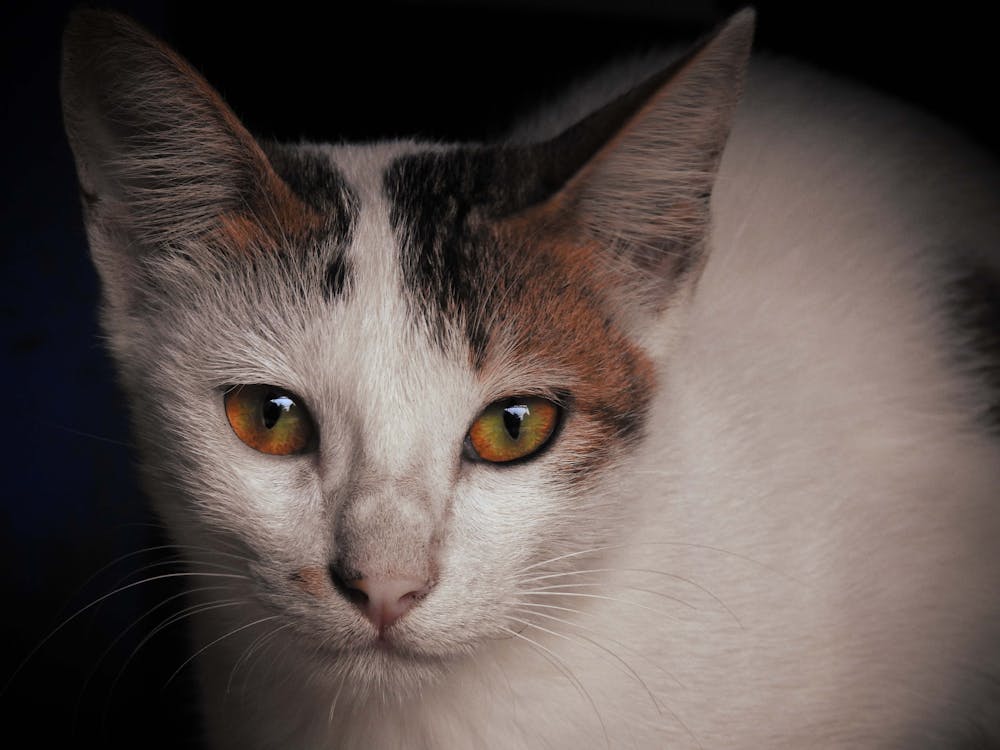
61 10 1000 749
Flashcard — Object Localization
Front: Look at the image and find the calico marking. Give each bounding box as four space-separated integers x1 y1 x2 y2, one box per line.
61 10 355 276
265 143 360 300
291 566 333 598
385 147 656 473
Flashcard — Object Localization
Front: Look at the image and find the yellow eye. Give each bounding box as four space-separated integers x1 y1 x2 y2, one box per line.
224 385 314 455
467 397 560 463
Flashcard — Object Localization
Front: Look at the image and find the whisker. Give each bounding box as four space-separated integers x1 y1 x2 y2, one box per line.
241 626 295 704
2 571 250 697
519 567 743 628
327 677 346 728
511 601 684 689
44 420 134 448
227 622 293 697
155 543 257 567
163 614 281 690
518 590 685 622
74 583 231 727
51 537 244 627
507 612 703 749
88 557 247 632
498 625 610 749
485 648 521 736
104 556 247 592
115 522 252 559
521 581 696 611
60 544 188 613
518 541 805 586
518 543 641 574
465 647 506 727
507 613 663 715
126 599 248 677
102 598 249 730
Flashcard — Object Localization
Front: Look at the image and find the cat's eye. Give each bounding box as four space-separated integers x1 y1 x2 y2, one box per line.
224 384 315 455
466 397 560 463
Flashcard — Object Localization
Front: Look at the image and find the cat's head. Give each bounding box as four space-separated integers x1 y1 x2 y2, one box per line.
61 10 752 692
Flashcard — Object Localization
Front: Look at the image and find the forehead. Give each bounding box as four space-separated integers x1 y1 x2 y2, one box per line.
262 140 654 465
271 143 480 468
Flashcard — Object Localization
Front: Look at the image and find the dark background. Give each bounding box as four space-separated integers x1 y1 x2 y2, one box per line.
2 1 997 747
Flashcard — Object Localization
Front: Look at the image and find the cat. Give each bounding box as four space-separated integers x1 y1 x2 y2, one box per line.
60 7 1000 749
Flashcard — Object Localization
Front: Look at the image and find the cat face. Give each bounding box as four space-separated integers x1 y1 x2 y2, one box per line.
113 139 656 688
61 11 750 692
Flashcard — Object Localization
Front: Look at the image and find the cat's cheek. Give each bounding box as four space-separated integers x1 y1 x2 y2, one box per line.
172 421 330 558
432 477 571 629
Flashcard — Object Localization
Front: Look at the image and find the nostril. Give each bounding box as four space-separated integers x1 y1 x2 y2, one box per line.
328 567 433 631
328 563 369 607
357 577 431 607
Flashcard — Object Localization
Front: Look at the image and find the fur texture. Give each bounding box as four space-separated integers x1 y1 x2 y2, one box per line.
62 9 1000 749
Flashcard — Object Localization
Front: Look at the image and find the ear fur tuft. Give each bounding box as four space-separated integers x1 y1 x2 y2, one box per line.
532 9 755 307
60 10 316 257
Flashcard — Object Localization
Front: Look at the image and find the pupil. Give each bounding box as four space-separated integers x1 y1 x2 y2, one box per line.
262 394 293 429
503 404 529 440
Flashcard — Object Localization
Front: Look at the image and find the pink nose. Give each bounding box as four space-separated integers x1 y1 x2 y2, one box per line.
340 576 431 632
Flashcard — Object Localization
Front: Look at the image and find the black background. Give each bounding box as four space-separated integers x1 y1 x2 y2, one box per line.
2 1 998 747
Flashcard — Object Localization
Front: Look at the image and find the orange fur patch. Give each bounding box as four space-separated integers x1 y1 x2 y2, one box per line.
481 207 657 472
151 31 325 254
217 175 325 254
292 566 332 598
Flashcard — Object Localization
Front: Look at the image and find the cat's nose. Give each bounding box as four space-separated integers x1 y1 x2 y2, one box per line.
331 569 432 632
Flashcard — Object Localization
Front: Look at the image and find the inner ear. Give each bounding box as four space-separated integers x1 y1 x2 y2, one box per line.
60 10 320 257
514 10 755 309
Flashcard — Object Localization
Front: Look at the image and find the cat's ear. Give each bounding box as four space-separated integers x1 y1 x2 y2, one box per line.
61 11 318 302
527 9 754 309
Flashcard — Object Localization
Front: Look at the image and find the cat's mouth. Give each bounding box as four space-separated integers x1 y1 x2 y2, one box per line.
260 566 486 673
320 632 460 690
363 628 422 655
288 610 465 665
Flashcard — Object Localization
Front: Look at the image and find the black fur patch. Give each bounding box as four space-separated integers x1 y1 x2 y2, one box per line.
381 61 713 469
948 262 1000 432
383 144 594 348
324 257 348 299
384 145 657 475
383 50 706 340
385 147 510 349
264 143 359 301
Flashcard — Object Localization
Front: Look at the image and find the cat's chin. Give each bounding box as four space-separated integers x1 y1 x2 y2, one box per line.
320 641 461 696
281 622 474 694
